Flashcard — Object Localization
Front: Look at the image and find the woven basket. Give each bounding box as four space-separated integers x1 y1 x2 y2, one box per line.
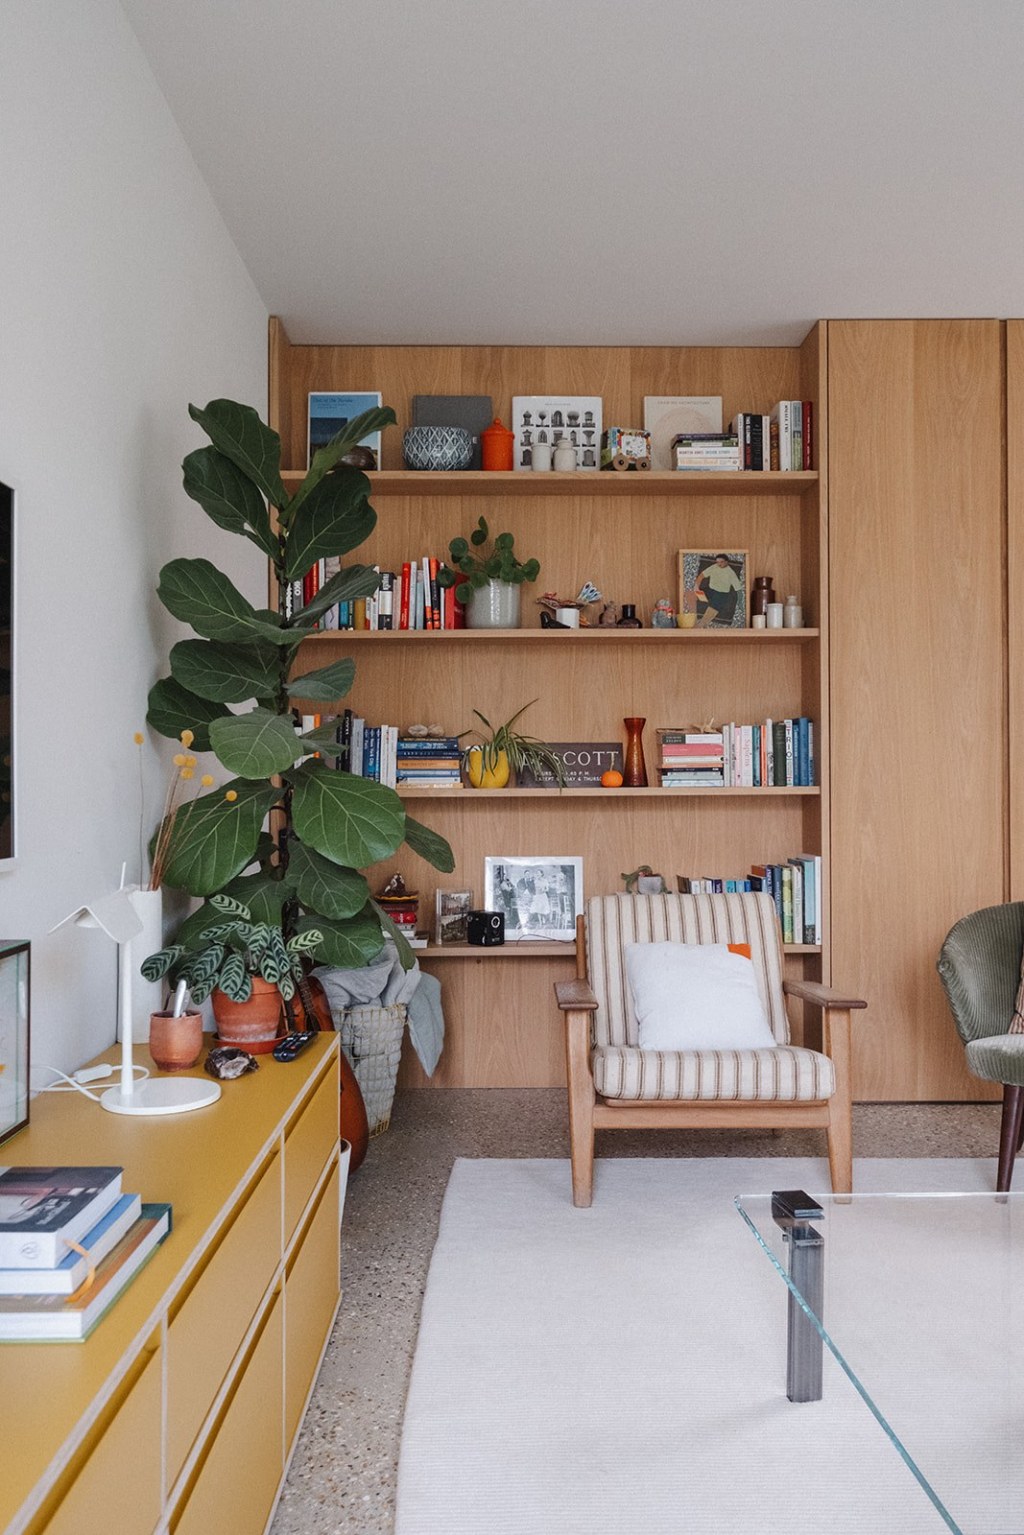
336 1004 407 1135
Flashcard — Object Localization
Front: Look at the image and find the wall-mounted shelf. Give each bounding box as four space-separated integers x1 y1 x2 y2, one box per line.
298 627 819 645
395 786 820 799
281 468 818 497
415 940 820 958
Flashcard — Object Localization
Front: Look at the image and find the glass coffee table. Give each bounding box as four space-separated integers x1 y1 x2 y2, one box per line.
736 1190 1024 1535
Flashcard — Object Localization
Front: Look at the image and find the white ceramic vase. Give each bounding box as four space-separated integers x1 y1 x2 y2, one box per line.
466 580 521 629
126 886 164 1042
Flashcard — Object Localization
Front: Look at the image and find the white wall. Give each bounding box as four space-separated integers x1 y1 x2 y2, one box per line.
0 2 268 1076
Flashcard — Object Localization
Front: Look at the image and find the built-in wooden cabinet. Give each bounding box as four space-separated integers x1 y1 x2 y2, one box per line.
270 322 830 1088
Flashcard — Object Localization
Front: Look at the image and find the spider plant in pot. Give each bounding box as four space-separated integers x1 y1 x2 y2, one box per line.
437 515 539 629
459 701 567 790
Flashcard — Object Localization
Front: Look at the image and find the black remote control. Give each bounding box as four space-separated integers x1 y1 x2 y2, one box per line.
272 1031 318 1063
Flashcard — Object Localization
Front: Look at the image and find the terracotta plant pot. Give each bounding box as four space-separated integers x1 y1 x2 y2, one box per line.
149 1009 204 1072
212 976 284 1054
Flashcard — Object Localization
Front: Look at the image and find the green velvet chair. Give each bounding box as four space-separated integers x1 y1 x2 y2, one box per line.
936 901 1024 1191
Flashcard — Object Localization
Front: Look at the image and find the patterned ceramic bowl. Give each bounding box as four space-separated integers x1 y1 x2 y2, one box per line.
402 425 473 471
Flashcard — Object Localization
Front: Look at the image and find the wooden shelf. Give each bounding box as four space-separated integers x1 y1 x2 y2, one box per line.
299 627 819 645
396 786 820 799
415 940 819 957
281 468 818 496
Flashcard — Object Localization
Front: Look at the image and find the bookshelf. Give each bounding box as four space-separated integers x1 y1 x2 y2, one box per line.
270 323 829 1088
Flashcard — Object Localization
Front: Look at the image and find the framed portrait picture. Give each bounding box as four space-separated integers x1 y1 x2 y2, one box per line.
644 396 723 472
0 940 29 1146
483 857 583 943
435 890 474 946
678 549 748 629
307 391 383 468
511 397 602 471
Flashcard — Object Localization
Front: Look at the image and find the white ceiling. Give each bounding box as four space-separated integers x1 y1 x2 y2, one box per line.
121 0 1024 347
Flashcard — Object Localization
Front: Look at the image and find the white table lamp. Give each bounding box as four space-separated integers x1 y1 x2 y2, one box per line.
51 889 220 1116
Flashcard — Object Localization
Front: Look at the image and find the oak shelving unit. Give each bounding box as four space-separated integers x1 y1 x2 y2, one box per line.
270 321 829 1089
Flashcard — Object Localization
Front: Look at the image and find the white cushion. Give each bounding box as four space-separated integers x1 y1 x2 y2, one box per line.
624 942 776 1051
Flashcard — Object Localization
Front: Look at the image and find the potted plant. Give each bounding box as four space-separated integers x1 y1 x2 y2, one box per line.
145 397 454 976
437 515 539 629
459 701 567 790
142 894 324 1051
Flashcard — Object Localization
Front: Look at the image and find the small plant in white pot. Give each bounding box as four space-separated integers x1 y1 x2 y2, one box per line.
438 515 540 629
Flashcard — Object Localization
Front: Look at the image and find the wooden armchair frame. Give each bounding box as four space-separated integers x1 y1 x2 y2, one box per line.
555 914 865 1207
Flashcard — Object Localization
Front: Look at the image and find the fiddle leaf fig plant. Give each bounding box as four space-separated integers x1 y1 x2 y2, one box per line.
147 398 454 971
437 515 540 605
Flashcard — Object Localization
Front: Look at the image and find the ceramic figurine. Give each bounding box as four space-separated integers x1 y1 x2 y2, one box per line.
598 602 617 626
651 597 676 628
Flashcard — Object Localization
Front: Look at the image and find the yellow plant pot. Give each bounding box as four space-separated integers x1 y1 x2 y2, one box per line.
466 746 511 789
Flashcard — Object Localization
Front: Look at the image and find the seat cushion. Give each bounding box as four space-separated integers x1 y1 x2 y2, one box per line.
625 941 775 1050
965 1033 1024 1087
592 1045 836 1102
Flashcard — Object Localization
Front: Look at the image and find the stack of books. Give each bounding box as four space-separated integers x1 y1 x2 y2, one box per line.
676 854 821 944
378 889 420 939
395 734 463 790
285 558 467 631
671 433 741 471
770 400 814 470
0 1166 171 1341
657 720 814 788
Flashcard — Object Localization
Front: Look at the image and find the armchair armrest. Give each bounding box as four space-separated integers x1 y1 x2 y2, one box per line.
783 979 867 1011
555 979 598 1012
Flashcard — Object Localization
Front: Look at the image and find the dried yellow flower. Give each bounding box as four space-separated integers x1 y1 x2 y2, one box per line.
180 768 195 781
179 729 195 747
133 732 144 745
200 774 214 787
172 753 186 767
224 789 238 802
185 755 197 768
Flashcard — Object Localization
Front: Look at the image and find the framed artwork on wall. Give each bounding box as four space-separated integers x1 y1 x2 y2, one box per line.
483 857 583 942
0 940 29 1146
678 549 748 629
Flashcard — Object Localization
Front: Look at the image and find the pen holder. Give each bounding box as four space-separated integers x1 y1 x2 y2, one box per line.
149 1009 204 1072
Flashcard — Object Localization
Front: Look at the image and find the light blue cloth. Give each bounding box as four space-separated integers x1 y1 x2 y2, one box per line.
313 937 445 1077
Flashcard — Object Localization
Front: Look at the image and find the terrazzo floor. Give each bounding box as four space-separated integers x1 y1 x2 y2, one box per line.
269 1090 1002 1535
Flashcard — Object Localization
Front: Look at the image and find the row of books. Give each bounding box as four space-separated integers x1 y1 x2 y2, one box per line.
671 401 813 472
286 558 467 631
657 720 814 788
676 853 822 944
306 713 464 788
0 1165 171 1340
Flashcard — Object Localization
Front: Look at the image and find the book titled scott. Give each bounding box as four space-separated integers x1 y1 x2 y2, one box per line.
0 1167 123 1268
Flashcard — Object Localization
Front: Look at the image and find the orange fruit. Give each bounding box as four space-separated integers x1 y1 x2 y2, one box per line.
601 769 624 788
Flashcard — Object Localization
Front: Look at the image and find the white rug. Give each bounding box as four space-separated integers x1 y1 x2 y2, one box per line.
395 1157 1013 1535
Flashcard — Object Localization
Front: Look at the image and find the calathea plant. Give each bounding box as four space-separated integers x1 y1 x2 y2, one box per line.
146 399 453 968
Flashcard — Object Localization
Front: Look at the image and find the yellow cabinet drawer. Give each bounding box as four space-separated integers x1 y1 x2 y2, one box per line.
172 1289 284 1535
285 1161 341 1447
166 1148 281 1483
283 1058 339 1244
34 1341 162 1535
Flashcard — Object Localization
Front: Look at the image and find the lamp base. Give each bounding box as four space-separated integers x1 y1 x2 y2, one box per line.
99 1078 221 1116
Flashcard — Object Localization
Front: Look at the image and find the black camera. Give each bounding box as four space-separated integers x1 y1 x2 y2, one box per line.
467 910 504 946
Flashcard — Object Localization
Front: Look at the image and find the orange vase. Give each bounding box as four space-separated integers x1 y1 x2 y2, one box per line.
481 417 515 471
622 717 648 788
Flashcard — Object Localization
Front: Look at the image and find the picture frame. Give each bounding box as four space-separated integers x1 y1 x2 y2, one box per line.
307 391 383 468
435 889 474 946
0 940 29 1146
678 549 748 629
511 396 602 471
483 857 583 943
644 396 723 472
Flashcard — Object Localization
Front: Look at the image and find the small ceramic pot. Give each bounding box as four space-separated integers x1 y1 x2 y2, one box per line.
465 746 511 789
149 1010 204 1072
212 977 284 1053
465 580 521 629
402 425 472 471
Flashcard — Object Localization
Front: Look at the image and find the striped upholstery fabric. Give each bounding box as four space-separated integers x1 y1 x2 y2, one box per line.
584 892 790 1048
593 1044 835 1101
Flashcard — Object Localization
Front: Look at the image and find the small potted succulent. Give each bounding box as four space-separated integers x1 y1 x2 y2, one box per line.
459 701 567 790
142 894 323 1052
437 515 539 629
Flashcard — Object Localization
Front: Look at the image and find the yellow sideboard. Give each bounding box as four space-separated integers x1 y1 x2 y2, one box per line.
0 1035 341 1535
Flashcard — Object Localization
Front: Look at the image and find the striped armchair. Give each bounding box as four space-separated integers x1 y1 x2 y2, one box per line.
554 892 865 1206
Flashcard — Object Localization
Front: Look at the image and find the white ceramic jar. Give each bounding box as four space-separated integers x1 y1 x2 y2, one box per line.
783 595 803 628
553 438 577 472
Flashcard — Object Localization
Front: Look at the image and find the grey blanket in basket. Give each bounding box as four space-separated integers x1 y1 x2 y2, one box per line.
313 938 445 1076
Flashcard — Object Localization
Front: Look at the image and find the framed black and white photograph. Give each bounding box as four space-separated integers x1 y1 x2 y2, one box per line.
483 857 583 942
511 397 602 471
435 889 474 946
0 940 29 1147
307 391 383 468
678 549 748 629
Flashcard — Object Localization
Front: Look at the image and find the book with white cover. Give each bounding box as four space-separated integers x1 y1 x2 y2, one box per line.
0 1167 123 1268
644 396 723 471
0 1194 141 1296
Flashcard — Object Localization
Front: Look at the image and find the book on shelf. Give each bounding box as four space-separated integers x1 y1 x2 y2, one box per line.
0 1194 141 1297
672 433 741 471
769 401 814 471
0 1204 172 1341
655 721 814 788
407 931 429 949
0 1167 123 1269
677 852 822 944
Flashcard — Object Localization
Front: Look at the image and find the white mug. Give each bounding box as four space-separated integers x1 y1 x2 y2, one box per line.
751 614 767 630
766 603 784 629
532 442 551 472
555 607 580 628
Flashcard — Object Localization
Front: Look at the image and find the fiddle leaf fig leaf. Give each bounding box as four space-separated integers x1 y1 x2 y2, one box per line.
159 780 279 896
287 840 370 920
169 638 282 704
146 676 231 751
188 399 288 510
402 814 456 873
208 709 305 779
286 657 355 704
158 558 294 646
290 763 405 868
286 564 381 629
297 907 388 969
182 445 278 559
283 470 378 581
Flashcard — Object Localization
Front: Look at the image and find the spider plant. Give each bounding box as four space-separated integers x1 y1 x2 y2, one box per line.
459 701 566 787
